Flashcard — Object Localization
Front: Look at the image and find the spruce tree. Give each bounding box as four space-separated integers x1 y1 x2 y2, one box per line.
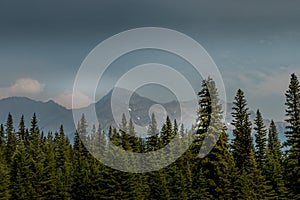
121 113 128 133
264 120 287 198
231 89 269 198
30 113 38 137
0 124 4 149
231 89 253 171
194 77 234 198
28 114 45 198
5 113 16 164
128 118 140 152
18 115 25 141
41 132 58 199
55 125 73 199
284 73 300 198
254 109 267 169
0 130 10 200
10 140 34 199
72 130 90 200
159 116 173 148
147 113 159 151
191 78 212 156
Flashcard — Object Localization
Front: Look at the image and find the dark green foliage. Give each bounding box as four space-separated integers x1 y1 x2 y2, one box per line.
147 113 159 151
0 136 10 200
5 113 16 164
18 115 25 141
54 126 73 199
284 73 300 198
231 89 254 171
9 141 34 199
231 89 271 198
193 78 234 199
159 116 173 148
264 120 287 198
1 74 300 199
254 109 267 169
0 124 4 149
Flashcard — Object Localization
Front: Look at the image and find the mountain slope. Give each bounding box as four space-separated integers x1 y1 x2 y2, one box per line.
0 93 288 144
0 97 75 134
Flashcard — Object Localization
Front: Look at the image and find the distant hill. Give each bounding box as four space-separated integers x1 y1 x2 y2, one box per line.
0 97 75 134
0 90 288 144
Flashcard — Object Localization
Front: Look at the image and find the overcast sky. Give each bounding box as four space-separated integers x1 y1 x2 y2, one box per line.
0 0 300 121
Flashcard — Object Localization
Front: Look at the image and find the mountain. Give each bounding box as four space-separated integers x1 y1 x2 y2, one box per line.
0 97 75 135
75 88 196 135
0 89 187 135
0 91 288 144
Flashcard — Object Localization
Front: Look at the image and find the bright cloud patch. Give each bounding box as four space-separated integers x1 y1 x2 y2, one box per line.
0 78 44 99
52 91 94 109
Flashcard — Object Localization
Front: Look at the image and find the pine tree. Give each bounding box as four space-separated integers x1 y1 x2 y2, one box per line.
118 130 130 152
231 89 253 171
284 73 300 198
147 113 159 151
0 124 4 149
264 120 287 199
41 132 58 199
194 78 234 198
72 130 88 199
55 125 72 199
30 113 38 137
159 116 173 148
10 140 35 199
147 169 171 200
191 78 212 156
128 118 140 152
77 114 88 144
254 109 267 169
5 113 16 164
231 89 269 198
18 115 25 141
0 129 10 200
27 114 45 199
121 113 128 133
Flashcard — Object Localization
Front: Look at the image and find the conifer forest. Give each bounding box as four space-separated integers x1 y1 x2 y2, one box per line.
0 73 299 199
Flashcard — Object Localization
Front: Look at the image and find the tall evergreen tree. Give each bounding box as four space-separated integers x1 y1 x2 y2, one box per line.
18 115 25 141
159 116 173 148
264 120 287 198
77 114 88 143
55 125 73 199
0 124 4 149
194 77 234 198
254 109 267 169
231 89 254 171
191 78 212 156
41 132 58 199
5 113 16 164
128 118 140 152
28 114 45 199
72 130 90 200
284 73 300 198
121 113 128 133
0 128 10 200
30 113 38 137
10 141 35 199
231 89 269 198
147 113 159 151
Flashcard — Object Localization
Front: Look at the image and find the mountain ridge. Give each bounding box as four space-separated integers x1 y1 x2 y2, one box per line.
0 92 287 143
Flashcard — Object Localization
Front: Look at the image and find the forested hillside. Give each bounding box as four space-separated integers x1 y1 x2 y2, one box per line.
0 73 299 199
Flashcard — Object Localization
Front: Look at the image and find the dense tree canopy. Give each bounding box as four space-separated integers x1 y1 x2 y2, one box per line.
0 74 299 199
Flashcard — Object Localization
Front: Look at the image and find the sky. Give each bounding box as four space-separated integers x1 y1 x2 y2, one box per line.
0 0 300 121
